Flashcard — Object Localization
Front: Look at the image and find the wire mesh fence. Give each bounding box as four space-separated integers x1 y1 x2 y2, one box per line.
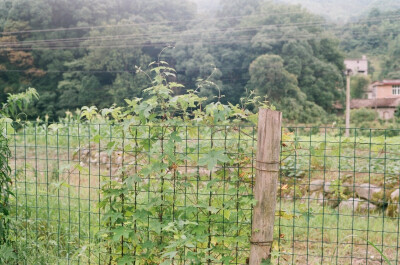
4 122 400 264
278 126 400 265
6 122 257 264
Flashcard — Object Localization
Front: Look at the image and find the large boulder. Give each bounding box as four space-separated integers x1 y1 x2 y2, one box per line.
308 180 343 207
355 184 381 200
309 180 325 192
339 198 378 213
339 198 362 211
324 182 333 193
355 184 386 206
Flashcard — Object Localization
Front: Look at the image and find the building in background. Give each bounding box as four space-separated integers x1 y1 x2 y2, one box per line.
344 55 368 76
368 80 400 99
351 79 400 119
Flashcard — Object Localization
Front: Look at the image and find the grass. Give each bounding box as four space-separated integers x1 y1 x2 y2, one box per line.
276 201 400 265
9 176 102 264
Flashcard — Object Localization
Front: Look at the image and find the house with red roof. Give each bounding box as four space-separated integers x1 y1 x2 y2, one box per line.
351 80 400 120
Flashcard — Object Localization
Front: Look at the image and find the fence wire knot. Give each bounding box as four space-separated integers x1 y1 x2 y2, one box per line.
256 160 280 165
256 160 280 172
250 240 273 247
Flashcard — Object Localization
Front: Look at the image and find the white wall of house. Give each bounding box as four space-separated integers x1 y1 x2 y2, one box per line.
344 55 368 76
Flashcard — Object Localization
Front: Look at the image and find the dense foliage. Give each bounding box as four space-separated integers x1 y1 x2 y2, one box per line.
79 60 267 264
0 0 348 123
0 129 10 246
341 9 400 79
0 88 38 262
351 75 370 99
0 0 399 124
279 0 400 22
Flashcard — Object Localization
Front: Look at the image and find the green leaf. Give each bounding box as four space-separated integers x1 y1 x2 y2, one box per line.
261 258 272 265
162 251 178 259
112 227 131 242
198 150 230 170
117 255 135 265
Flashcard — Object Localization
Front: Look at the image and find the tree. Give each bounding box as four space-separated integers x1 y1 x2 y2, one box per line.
248 54 299 100
381 35 400 79
0 20 44 104
248 54 327 123
351 75 370 99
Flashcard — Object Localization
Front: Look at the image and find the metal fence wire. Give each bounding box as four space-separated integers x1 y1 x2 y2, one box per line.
6 123 257 264
5 122 400 264
278 126 400 265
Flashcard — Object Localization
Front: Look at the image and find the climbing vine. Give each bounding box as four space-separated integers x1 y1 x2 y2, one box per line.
0 88 38 262
82 61 273 264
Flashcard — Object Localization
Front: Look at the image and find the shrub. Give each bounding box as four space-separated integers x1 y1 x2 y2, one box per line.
351 108 378 125
0 88 38 263
91 62 268 264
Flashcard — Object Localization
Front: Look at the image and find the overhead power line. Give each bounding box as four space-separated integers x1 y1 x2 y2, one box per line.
0 15 399 51
0 8 399 37
0 25 397 52
0 10 324 35
0 20 327 47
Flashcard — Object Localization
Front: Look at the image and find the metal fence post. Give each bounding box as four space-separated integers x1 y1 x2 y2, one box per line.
250 109 282 264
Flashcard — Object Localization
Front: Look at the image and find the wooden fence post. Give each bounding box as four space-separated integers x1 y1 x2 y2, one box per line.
249 109 282 265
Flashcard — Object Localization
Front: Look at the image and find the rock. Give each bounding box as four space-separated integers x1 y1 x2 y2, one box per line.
391 189 399 201
339 198 378 213
385 189 400 217
309 191 341 207
358 201 378 212
355 184 382 201
386 202 400 217
355 183 387 206
339 198 362 211
324 193 341 208
324 182 333 193
309 180 325 192
341 183 355 195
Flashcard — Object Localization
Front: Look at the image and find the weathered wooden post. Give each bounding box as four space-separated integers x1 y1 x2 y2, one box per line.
249 109 282 264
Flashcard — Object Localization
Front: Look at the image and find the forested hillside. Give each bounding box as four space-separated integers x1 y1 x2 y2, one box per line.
341 9 400 80
0 0 398 122
277 0 400 22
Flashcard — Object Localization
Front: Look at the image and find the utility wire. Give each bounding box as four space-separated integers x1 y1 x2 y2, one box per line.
0 8 399 37
0 10 329 35
2 14 400 47
1 27 397 52
0 19 399 52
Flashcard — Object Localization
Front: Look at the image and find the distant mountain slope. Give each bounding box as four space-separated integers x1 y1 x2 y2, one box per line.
192 0 219 14
276 0 400 22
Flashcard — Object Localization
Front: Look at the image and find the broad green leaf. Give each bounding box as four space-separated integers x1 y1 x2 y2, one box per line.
199 150 230 170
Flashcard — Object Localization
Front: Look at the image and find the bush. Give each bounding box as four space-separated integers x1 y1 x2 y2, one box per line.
94 62 262 264
351 108 378 125
395 105 400 119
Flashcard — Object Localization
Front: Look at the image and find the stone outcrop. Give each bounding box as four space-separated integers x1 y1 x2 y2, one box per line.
285 179 394 214
386 189 400 217
339 198 377 213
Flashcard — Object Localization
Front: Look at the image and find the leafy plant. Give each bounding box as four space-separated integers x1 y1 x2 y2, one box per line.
0 88 38 121
0 88 38 256
0 128 11 245
91 61 268 264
